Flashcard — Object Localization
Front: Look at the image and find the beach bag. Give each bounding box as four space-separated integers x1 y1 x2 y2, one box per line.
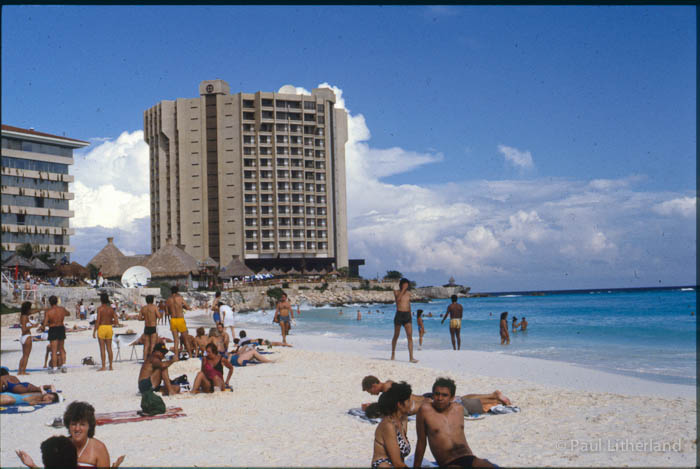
140 389 166 415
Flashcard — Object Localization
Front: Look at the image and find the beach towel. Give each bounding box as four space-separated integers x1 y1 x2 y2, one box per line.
0 404 47 414
96 408 186 426
8 365 81 373
347 408 416 424
488 405 520 414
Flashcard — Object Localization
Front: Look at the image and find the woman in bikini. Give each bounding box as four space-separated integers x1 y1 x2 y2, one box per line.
1 367 55 395
192 343 233 394
18 301 39 375
370 381 413 468
62 401 125 468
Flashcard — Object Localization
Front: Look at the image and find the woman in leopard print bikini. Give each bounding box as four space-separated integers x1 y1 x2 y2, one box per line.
371 381 413 468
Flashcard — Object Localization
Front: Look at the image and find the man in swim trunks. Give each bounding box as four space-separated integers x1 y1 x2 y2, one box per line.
211 291 222 324
414 377 496 468
42 295 69 374
391 278 418 363
272 292 294 345
137 342 180 396
520 317 528 331
138 295 161 358
441 295 464 351
93 293 119 371
165 286 193 360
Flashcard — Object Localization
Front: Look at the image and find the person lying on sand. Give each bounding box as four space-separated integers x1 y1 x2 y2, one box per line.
228 347 274 367
361 375 394 396
191 343 233 394
137 343 180 396
1 368 56 394
1 391 60 406
233 330 292 350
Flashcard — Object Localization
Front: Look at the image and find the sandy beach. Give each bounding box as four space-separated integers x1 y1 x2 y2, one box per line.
1 309 696 467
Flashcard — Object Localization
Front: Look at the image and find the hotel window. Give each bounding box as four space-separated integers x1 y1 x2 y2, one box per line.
261 98 273 107
243 112 255 120
243 100 255 108
304 101 315 110
276 100 286 108
317 104 324 113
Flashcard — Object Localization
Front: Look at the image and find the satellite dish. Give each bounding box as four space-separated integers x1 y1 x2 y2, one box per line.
121 266 152 288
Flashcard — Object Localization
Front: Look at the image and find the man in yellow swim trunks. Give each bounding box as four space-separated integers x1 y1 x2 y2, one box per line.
165 286 193 360
441 295 463 350
93 293 119 371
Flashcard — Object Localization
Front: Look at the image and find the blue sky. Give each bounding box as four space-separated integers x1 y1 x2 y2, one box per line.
2 5 696 291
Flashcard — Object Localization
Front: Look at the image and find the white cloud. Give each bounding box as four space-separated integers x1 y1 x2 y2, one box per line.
652 196 696 218
71 130 150 229
497 144 534 169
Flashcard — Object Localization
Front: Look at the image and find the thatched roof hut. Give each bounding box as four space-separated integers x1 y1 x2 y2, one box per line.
30 257 51 271
287 267 300 275
199 257 219 269
144 240 199 278
56 261 89 278
2 254 34 269
87 237 127 278
270 267 284 276
219 255 254 278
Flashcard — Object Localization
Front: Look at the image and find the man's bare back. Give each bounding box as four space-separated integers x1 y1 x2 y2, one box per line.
96 305 117 327
447 303 463 319
166 294 188 318
140 304 160 327
44 306 68 327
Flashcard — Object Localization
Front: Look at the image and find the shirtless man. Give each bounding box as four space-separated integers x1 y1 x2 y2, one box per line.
214 323 230 354
391 278 418 363
441 295 464 351
414 377 496 468
361 375 394 396
93 293 119 371
138 295 161 358
211 291 222 325
272 292 294 345
42 296 69 373
520 317 528 331
165 286 193 359
137 342 180 396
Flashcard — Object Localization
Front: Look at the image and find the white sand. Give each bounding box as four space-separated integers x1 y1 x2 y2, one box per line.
1 310 696 467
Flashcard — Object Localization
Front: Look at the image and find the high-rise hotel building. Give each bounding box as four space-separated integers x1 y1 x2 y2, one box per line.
1 125 89 262
144 80 349 271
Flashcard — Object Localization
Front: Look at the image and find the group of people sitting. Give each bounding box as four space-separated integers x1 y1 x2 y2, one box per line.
362 376 510 468
16 401 125 468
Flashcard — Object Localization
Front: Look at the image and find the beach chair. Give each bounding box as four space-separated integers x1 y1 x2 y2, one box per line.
114 333 140 362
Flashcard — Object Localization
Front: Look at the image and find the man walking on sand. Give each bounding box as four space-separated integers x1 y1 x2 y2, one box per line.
43 296 69 373
94 293 119 371
414 377 496 468
165 286 193 359
441 295 463 350
273 292 294 345
138 295 161 358
391 278 418 363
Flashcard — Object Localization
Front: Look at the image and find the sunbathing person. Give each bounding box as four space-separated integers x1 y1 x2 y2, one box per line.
1 368 56 394
137 343 180 396
191 343 233 394
228 345 275 367
370 381 413 469
236 330 292 349
1 391 59 406
62 401 125 467
362 375 395 396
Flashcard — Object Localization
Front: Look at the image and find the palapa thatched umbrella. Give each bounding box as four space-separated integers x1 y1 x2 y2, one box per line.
257 268 271 275
30 257 52 271
219 255 254 279
307 268 319 275
287 267 300 276
2 254 33 269
87 237 128 278
144 240 200 278
270 267 284 276
56 262 89 278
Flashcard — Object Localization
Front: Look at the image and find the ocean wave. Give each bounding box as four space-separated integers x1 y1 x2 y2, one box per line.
498 295 521 298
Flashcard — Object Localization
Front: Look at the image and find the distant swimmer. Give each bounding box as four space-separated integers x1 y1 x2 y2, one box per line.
339 310 343 316
416 310 425 350
441 295 463 351
392 278 418 363
500 312 510 345
357 310 362 321
512 316 520 333
520 317 528 331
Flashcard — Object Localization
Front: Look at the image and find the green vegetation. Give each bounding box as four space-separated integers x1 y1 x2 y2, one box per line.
314 282 329 293
16 243 33 259
337 266 349 278
384 270 403 280
1 303 21 315
266 287 285 302
87 263 100 280
148 281 172 299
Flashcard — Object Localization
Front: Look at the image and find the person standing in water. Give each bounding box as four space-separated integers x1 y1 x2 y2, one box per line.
391 278 418 363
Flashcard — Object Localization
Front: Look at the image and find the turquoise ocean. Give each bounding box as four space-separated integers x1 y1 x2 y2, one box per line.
235 287 697 386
